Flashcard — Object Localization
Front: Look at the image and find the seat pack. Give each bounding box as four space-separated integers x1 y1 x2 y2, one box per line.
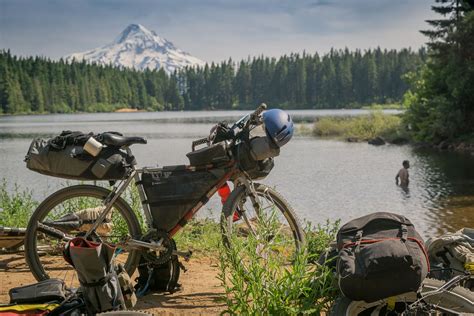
25 131 136 181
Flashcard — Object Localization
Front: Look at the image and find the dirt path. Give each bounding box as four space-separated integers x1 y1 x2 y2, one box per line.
0 254 226 315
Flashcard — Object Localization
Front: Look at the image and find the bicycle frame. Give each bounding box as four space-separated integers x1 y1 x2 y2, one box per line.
83 152 241 253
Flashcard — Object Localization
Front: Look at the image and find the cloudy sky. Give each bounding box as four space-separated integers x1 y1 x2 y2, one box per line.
0 0 436 63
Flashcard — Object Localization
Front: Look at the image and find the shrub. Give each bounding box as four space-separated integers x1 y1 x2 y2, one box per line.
313 111 403 140
0 180 37 228
218 220 339 315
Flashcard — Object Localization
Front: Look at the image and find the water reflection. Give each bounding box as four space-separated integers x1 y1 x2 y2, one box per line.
410 148 474 236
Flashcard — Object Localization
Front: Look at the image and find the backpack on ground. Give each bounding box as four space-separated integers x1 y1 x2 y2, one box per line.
134 237 182 296
336 212 429 302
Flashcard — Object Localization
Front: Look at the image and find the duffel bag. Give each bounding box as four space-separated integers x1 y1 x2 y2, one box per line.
141 165 224 232
25 133 135 181
336 212 429 302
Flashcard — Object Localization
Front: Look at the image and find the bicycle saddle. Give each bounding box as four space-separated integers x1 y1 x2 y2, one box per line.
100 133 147 147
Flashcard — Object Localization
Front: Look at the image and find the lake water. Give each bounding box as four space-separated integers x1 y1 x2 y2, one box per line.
1 110 473 238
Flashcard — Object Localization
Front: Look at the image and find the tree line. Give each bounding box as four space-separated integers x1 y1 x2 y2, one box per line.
0 48 425 115
404 0 474 142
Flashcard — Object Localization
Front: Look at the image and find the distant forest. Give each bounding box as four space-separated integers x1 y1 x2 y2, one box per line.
0 48 426 114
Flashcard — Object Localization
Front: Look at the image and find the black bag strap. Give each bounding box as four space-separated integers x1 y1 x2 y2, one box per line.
81 273 113 288
400 224 408 242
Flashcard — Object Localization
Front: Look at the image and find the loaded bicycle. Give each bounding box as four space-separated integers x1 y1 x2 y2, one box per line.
23 104 305 283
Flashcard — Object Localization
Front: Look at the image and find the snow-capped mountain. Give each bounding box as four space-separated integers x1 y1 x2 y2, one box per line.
66 24 205 74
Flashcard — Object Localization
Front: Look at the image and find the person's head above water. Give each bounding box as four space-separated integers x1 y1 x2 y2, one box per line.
403 160 410 169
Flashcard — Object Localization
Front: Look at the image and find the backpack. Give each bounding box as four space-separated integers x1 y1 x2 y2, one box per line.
336 212 429 302
134 236 182 296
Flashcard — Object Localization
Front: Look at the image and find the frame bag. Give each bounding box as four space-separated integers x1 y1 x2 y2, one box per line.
336 212 429 302
141 166 223 232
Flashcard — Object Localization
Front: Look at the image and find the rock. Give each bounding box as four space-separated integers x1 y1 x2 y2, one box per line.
346 137 360 143
390 137 409 145
368 137 386 146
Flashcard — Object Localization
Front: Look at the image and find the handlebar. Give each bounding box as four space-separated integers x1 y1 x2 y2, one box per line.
191 104 268 151
251 103 267 121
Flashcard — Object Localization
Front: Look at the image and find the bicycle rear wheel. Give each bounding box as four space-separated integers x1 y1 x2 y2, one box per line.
330 278 474 315
25 185 142 282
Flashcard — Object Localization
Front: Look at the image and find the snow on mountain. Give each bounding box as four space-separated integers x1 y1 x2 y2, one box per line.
66 24 205 74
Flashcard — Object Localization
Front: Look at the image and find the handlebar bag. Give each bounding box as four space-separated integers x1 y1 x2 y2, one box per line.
186 141 230 166
141 165 224 232
336 212 429 302
235 140 275 180
25 137 134 180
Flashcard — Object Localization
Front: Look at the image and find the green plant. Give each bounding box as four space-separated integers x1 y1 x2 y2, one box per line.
0 179 38 228
313 111 403 141
218 219 339 315
174 217 222 257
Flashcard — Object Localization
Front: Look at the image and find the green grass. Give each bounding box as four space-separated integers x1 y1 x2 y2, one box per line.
218 220 339 315
174 218 222 257
312 111 408 142
0 180 37 228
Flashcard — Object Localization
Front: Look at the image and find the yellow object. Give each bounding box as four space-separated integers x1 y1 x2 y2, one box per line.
0 304 59 312
386 296 396 311
465 262 474 272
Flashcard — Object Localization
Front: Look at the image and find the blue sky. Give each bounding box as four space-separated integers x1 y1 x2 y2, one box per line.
0 0 436 63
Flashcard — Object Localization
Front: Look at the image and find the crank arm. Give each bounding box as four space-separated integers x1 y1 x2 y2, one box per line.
126 239 193 261
37 223 73 242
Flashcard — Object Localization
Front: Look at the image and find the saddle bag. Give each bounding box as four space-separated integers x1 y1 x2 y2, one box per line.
141 165 224 232
25 131 135 180
336 212 429 302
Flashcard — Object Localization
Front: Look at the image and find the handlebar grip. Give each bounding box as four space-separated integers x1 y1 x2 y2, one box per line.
254 103 267 117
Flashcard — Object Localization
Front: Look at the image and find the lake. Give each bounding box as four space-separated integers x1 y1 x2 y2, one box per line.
1 110 473 238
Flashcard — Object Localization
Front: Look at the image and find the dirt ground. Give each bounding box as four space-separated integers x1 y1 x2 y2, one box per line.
0 253 226 315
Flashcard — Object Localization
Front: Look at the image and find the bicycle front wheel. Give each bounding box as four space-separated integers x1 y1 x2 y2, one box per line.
330 278 474 315
221 183 305 266
25 185 142 282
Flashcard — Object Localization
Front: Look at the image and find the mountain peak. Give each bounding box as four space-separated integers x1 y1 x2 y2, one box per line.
66 24 205 74
115 23 156 44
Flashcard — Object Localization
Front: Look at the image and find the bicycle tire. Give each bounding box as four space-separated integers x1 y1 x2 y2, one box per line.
329 278 474 315
25 185 142 281
221 183 305 259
